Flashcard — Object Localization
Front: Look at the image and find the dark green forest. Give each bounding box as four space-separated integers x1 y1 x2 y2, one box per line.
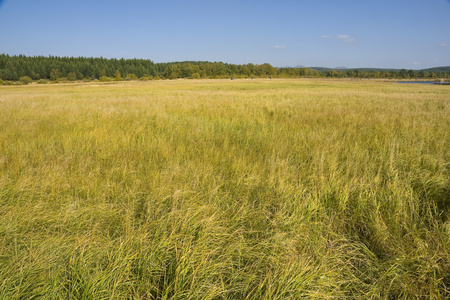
1 54 449 83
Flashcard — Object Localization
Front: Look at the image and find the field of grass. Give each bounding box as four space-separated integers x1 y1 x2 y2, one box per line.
0 79 449 299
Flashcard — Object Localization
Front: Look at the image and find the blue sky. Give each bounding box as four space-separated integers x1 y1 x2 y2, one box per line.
0 0 449 69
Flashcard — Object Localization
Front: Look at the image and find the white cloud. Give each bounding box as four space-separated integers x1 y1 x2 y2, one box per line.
271 45 286 49
413 62 421 65
438 42 447 47
336 35 355 42
321 34 355 42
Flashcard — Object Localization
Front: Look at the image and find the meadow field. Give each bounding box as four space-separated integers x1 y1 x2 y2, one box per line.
0 79 449 299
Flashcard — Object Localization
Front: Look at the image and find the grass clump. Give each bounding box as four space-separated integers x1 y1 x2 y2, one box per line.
37 79 49 84
0 79 449 298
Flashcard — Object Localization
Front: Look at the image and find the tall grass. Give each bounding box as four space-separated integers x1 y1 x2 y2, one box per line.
0 79 449 298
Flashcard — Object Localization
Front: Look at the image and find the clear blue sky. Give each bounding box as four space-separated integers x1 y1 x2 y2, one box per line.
1 0 449 69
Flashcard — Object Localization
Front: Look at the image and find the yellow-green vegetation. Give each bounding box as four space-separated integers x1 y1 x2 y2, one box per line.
0 79 449 298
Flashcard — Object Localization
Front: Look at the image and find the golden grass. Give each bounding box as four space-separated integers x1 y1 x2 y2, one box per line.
0 79 449 298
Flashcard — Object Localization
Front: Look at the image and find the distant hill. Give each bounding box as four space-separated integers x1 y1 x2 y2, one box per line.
309 66 450 73
421 66 450 73
309 67 334 72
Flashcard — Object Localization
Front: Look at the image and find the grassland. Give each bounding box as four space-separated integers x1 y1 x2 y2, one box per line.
0 79 449 299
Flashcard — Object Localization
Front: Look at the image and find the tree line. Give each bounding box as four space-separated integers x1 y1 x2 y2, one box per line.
1 54 449 83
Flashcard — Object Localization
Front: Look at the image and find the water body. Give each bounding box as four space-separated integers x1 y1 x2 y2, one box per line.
396 81 435 84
